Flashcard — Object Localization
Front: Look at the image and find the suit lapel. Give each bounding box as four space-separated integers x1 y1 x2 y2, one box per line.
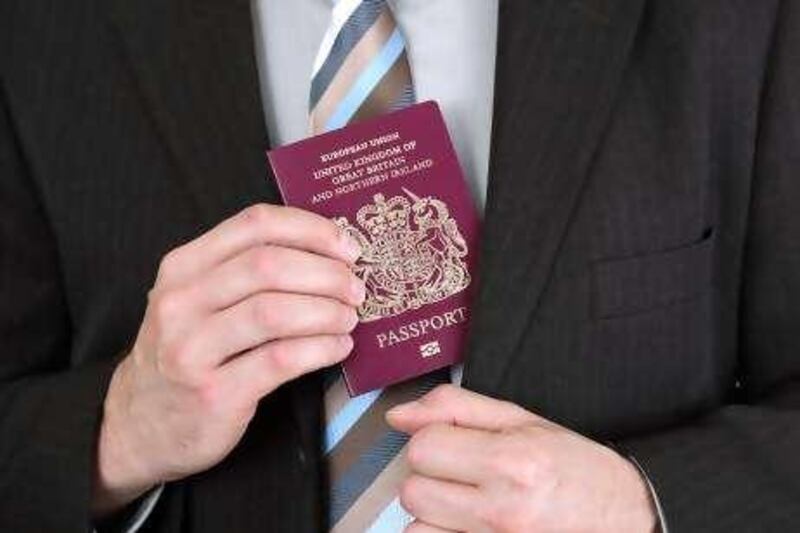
463 0 646 393
107 0 280 228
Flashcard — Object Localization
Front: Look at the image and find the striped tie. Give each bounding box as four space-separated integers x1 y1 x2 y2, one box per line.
309 0 415 133
310 1 446 531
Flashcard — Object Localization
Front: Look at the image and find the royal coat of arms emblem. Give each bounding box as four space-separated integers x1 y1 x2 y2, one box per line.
335 188 471 322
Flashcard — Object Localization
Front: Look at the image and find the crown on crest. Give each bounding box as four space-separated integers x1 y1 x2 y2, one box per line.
356 193 411 236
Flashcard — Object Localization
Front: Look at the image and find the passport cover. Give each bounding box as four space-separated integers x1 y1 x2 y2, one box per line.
267 101 479 396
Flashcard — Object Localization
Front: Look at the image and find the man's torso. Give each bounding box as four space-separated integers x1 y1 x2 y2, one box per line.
0 1 779 530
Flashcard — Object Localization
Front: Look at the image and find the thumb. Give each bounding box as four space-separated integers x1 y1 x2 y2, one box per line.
386 384 540 434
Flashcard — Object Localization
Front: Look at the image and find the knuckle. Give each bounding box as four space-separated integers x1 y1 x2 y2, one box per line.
503 399 535 421
514 454 545 489
308 336 346 368
149 291 183 330
425 383 458 406
241 203 273 230
406 426 438 468
147 287 159 305
483 504 528 533
250 246 279 283
495 430 547 489
158 338 195 381
251 295 279 330
485 447 512 479
157 249 182 278
405 438 424 470
476 495 536 533
264 341 298 377
398 476 422 515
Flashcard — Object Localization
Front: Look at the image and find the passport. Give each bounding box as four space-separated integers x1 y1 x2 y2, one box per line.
267 102 479 396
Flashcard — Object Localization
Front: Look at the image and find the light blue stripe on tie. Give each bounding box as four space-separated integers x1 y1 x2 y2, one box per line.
325 388 383 454
366 497 414 533
324 27 406 132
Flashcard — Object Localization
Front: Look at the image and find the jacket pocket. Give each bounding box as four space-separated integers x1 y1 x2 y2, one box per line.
591 228 716 320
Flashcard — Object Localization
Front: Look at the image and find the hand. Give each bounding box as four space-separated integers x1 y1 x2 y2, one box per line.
387 385 657 533
92 205 365 515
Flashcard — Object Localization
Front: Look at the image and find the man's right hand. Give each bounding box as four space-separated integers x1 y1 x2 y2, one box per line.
92 204 365 516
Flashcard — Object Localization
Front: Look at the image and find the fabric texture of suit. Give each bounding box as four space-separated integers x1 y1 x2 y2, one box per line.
1 0 799 531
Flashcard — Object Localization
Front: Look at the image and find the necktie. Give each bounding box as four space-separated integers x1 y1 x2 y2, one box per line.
310 2 447 531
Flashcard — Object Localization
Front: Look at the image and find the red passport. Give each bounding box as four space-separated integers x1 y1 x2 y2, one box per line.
267 102 479 396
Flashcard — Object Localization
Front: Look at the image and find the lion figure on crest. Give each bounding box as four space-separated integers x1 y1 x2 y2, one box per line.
334 188 471 322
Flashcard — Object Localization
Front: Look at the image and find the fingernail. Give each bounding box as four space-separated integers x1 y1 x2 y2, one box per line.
387 401 415 418
350 277 366 306
341 234 362 263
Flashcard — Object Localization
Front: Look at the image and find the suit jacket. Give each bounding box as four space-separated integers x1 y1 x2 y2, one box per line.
2 0 799 531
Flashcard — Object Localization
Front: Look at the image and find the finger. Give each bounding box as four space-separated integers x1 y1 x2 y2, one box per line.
400 475 482 532
404 520 454 533
387 385 540 434
218 334 353 408
406 424 495 485
157 204 361 286
161 293 357 381
190 245 366 310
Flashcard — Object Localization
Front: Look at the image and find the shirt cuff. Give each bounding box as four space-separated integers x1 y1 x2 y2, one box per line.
626 454 669 533
93 484 164 533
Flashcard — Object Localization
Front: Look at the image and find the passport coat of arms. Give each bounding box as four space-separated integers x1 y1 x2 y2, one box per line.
335 188 471 322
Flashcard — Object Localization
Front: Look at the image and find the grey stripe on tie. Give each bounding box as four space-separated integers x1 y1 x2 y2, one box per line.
329 429 409 525
328 372 446 525
310 0 387 108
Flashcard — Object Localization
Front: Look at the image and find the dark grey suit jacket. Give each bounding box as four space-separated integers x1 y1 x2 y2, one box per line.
2 0 800 531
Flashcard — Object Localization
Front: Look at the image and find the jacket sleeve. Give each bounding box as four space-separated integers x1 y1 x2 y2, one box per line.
619 2 800 530
0 81 120 531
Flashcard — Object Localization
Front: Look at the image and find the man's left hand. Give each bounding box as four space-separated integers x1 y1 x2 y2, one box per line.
386 385 657 533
